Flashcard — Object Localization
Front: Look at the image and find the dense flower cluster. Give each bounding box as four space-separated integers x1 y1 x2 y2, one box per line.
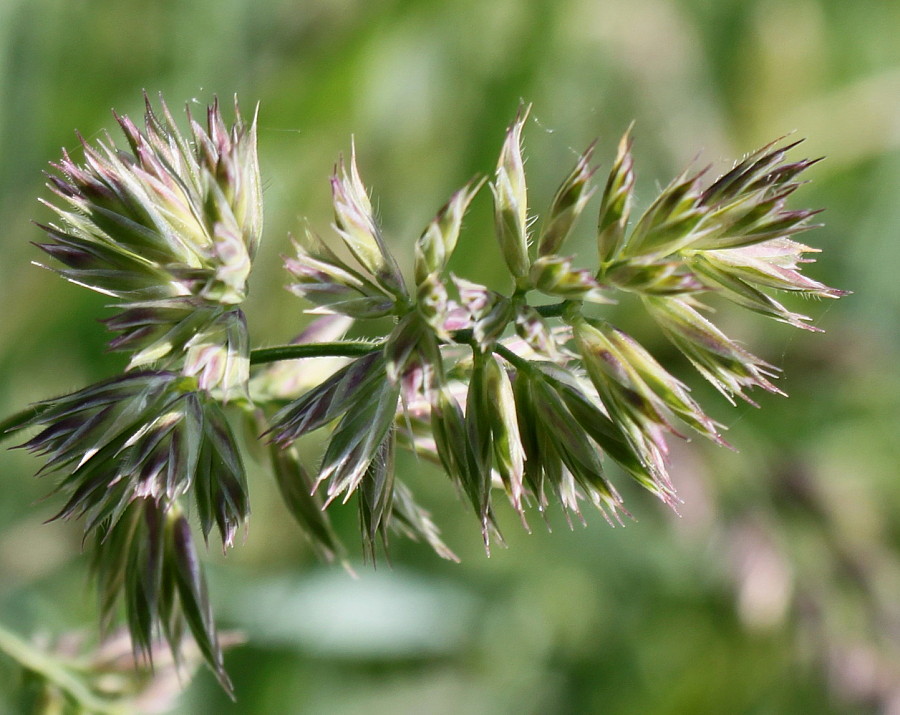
23 96 262 693
271 110 844 553
7 96 843 692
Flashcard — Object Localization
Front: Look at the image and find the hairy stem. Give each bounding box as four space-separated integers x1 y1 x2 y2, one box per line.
250 340 383 365
0 310 563 442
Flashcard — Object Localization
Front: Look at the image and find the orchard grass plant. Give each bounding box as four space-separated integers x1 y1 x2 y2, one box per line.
0 94 845 704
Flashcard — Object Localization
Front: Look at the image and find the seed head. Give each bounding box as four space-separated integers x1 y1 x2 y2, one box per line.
38 95 262 306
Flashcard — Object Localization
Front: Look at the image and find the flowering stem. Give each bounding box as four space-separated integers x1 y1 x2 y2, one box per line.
249 325 492 366
534 301 568 318
492 342 534 374
0 310 567 443
0 343 385 443
249 303 569 365
0 331 511 441
250 341 384 365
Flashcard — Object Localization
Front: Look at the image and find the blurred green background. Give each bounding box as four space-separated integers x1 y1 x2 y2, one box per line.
1 0 899 712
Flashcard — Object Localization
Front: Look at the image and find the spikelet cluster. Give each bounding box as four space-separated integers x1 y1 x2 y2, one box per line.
269 108 844 558
24 96 263 693
12 96 845 697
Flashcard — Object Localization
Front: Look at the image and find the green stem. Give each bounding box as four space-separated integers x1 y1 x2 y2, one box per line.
249 327 485 366
449 328 474 345
0 623 124 713
250 340 383 365
534 301 568 318
3 311 560 435
492 342 533 373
